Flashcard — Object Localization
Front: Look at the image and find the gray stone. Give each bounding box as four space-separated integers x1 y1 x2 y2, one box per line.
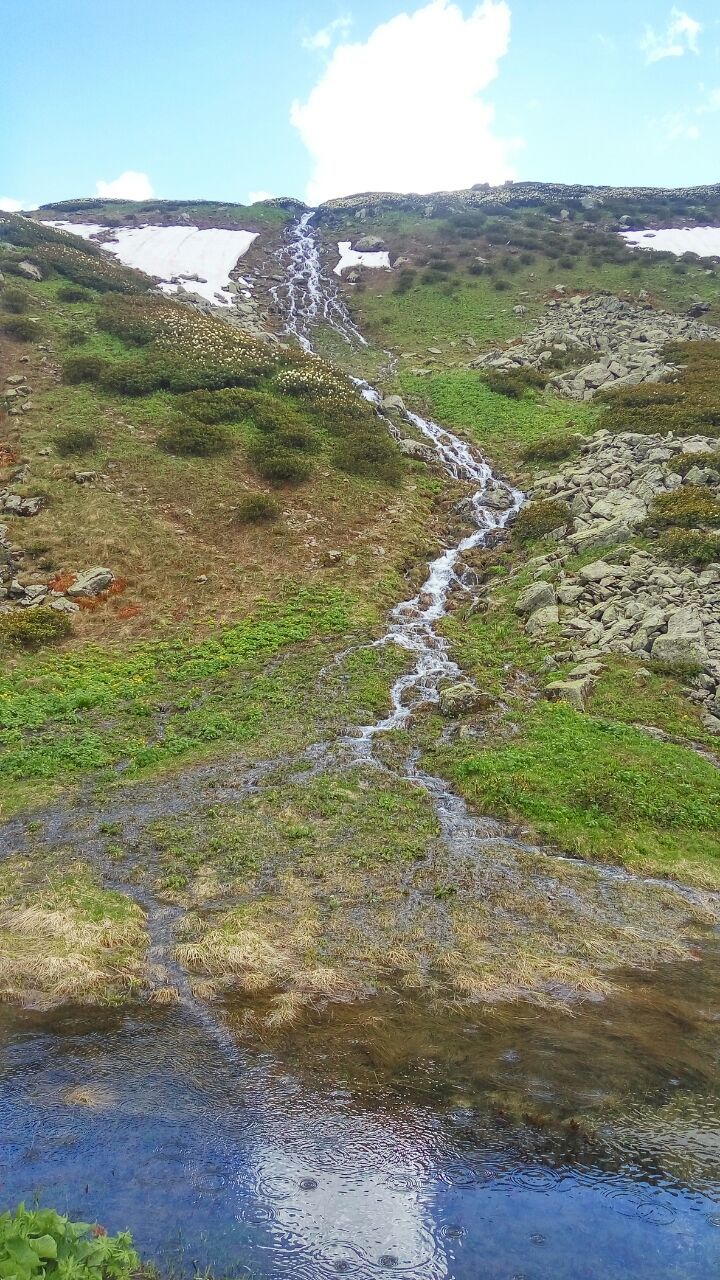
352 235 387 252
17 260 43 281
67 567 114 597
526 604 559 634
438 681 495 716
515 581 555 616
544 677 594 708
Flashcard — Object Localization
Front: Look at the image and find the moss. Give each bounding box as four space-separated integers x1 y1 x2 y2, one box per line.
0 609 73 651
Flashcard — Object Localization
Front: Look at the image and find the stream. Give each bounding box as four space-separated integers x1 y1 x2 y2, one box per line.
1 214 719 1277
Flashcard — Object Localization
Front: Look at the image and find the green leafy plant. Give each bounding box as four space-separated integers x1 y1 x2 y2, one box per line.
0 1203 139 1280
56 285 92 303
234 493 281 524
1 286 29 314
157 420 233 457
55 427 98 456
520 430 579 463
511 498 571 545
0 609 73 650
482 368 546 399
2 316 39 341
645 485 720 530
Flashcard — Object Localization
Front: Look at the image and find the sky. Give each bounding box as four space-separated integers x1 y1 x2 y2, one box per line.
2 0 720 210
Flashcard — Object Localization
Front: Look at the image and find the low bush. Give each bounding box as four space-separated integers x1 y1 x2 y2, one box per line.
157 419 233 456
394 269 417 294
175 386 260 423
64 325 90 347
247 439 313 484
274 425 320 453
670 449 720 477
234 492 281 523
482 367 546 399
645 485 720 530
2 316 39 341
55 427 98 455
0 1203 139 1280
512 498 571 545
332 433 403 484
62 353 106 383
659 527 720 565
57 284 92 303
492 278 510 291
0 609 73 650
1 286 29 313
520 431 579 463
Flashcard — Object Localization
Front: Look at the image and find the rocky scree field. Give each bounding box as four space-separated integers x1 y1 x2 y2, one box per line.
0 187 720 1026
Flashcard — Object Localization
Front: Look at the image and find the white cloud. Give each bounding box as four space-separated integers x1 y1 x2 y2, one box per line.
641 7 701 62
302 14 352 51
663 112 700 140
0 197 23 212
95 171 154 200
247 190 274 204
291 0 517 205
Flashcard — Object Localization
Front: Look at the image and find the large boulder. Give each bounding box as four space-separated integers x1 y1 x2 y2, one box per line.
352 235 387 252
17 260 43 282
438 681 495 716
67 567 114 597
651 608 708 669
515 581 556 616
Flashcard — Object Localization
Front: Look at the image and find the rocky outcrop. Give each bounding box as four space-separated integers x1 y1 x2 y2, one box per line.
529 429 716 545
470 295 720 399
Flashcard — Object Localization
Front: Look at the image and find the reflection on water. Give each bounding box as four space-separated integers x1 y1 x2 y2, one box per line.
1 949 720 1279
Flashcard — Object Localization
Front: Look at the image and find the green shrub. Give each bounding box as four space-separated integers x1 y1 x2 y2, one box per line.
274 425 320 453
1 316 39 341
512 498 571 545
520 431 579 463
0 609 73 650
176 386 260 423
0 1203 139 1280
659 527 720 565
332 433 403 484
62 353 106 383
97 298 154 345
482 367 546 399
670 449 720 477
157 419 233 456
55 427 98 455
248 440 313 484
1 286 29 313
492 278 510 291
234 492 281 523
645 485 720 530
64 324 90 347
56 284 92 303
393 269 416 294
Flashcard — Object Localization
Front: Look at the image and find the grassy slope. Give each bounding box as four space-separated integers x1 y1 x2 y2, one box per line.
330 201 720 886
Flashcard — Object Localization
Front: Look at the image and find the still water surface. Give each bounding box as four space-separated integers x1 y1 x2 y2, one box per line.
2 947 720 1279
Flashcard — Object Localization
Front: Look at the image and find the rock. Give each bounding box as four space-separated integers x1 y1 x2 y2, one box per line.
578 559 623 584
0 494 42 517
323 550 343 566
651 608 708 669
438 681 495 716
513 305 528 316
48 597 80 614
567 518 632 553
398 438 434 462
381 395 407 414
73 471 97 485
515 581 556 616
352 235 387 252
526 604 559 634
545 676 594 708
67 567 114 597
17 260 43 281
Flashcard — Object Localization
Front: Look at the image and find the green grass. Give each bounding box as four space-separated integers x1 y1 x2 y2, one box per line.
398 371 599 466
437 701 720 884
0 589 412 810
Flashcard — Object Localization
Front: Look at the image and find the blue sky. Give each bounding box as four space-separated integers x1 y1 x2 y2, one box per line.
2 0 719 209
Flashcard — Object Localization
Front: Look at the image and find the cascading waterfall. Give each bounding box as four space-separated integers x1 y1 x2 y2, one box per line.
272 212 523 755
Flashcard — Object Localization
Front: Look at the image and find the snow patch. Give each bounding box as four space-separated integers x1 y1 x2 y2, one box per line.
46 222 258 306
620 226 720 259
334 241 391 276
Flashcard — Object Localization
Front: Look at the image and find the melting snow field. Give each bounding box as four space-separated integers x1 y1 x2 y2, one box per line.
334 241 391 276
46 222 258 305
620 226 720 258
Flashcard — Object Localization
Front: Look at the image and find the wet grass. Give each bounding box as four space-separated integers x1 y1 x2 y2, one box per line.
0 859 147 1006
436 701 720 885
